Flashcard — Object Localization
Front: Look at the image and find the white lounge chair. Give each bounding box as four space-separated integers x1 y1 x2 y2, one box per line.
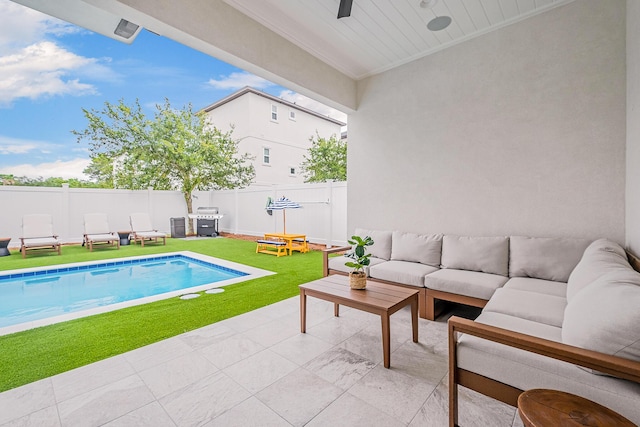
20 214 61 258
83 213 119 252
130 213 166 247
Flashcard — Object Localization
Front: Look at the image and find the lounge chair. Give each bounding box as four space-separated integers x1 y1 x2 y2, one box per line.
130 213 166 247
20 214 61 258
83 213 119 251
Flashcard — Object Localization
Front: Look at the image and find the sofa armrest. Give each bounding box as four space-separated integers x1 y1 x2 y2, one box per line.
322 246 351 277
448 316 640 383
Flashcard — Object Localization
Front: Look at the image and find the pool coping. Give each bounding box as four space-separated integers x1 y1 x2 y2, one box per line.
0 251 275 336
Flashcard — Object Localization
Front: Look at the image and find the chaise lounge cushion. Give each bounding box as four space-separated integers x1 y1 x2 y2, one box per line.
440 236 509 276
562 269 640 361
369 260 438 287
502 277 567 298
425 269 509 300
483 288 567 328
355 228 393 260
390 231 442 267
566 238 631 301
21 237 59 248
509 236 590 282
328 255 386 275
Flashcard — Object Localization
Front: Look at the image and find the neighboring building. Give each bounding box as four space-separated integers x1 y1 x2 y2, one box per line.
201 87 345 185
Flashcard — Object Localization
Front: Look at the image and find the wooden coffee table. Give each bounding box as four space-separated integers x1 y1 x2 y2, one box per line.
299 274 419 368
518 389 635 427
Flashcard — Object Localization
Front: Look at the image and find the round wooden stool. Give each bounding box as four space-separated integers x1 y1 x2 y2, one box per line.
517 389 635 427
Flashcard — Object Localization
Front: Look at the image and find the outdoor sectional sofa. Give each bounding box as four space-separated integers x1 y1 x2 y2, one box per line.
322 230 640 424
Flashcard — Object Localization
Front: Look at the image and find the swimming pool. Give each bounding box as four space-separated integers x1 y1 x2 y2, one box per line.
0 251 274 335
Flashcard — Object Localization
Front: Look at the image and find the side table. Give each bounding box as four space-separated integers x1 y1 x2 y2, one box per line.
117 231 131 246
0 238 10 256
517 389 634 427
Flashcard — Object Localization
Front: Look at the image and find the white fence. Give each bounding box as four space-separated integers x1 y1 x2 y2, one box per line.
0 182 347 248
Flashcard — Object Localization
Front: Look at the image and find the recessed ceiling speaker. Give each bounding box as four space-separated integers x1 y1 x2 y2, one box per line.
427 15 452 31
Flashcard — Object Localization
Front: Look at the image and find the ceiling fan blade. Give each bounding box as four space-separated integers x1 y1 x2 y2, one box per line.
337 0 353 19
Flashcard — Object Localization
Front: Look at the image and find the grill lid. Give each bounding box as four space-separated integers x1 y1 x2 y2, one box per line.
196 207 218 214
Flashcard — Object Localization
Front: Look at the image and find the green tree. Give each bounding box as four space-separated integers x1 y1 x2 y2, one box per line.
300 133 347 183
73 99 255 234
0 174 101 188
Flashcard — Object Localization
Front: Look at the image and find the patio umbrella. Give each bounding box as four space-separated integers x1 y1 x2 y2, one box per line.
266 196 301 234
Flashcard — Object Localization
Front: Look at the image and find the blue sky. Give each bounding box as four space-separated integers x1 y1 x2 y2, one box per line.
0 0 346 180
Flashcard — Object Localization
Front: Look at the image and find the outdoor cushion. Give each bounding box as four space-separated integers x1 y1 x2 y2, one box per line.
390 231 442 266
22 214 56 238
562 269 640 362
354 228 392 260
566 238 631 301
84 213 111 235
503 277 567 298
328 255 386 276
369 260 438 288
424 268 508 300
440 235 509 276
458 314 640 423
135 231 166 238
22 237 59 247
509 236 590 282
483 288 566 328
85 233 117 243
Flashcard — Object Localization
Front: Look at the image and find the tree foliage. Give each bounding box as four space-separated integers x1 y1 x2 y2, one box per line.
73 99 255 234
300 133 347 183
0 174 102 188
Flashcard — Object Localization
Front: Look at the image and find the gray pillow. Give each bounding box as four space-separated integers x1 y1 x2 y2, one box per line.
509 236 591 282
441 235 509 276
562 269 640 363
354 228 392 261
566 238 630 301
390 231 442 267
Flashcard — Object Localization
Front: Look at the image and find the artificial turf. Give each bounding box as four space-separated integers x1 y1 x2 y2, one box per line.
0 237 324 392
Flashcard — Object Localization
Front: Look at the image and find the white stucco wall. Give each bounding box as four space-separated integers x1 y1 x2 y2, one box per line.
627 0 640 255
205 91 343 185
350 0 626 242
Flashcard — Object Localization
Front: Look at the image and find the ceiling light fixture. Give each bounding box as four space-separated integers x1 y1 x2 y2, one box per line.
419 0 438 8
114 19 139 39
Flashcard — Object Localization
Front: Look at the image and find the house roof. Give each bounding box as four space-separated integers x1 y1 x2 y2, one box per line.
201 87 346 127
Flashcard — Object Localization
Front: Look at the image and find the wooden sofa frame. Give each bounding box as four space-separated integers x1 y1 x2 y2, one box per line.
322 246 488 320
448 316 640 427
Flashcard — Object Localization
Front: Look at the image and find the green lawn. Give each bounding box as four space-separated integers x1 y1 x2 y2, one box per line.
0 238 323 392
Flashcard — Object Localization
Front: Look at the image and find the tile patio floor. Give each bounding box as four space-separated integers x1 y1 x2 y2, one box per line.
0 297 526 426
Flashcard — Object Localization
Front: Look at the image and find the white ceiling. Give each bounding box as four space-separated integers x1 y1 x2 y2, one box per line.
223 0 575 80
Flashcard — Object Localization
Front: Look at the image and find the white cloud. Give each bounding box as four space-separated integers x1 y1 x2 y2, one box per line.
0 158 91 180
0 135 51 154
278 90 348 124
207 71 275 90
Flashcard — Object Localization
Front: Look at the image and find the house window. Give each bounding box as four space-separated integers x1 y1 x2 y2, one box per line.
289 111 296 121
289 166 296 176
271 105 278 121
263 147 271 164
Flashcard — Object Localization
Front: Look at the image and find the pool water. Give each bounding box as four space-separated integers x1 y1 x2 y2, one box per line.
0 252 267 333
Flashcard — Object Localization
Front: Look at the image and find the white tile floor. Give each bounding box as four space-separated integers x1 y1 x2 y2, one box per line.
0 297 527 426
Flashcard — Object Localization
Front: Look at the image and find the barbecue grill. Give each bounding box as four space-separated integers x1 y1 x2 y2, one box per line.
188 207 223 237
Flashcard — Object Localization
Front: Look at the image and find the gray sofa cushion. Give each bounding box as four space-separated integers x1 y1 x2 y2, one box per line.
567 238 631 301
562 269 640 362
459 312 640 424
369 260 438 288
390 231 442 267
483 288 567 328
509 236 590 282
328 255 386 276
425 269 508 300
503 277 567 298
354 228 392 261
441 235 509 276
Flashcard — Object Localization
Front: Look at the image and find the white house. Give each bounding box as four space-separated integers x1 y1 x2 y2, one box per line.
201 87 345 185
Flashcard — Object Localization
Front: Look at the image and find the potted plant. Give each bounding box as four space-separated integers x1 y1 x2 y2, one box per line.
345 235 374 289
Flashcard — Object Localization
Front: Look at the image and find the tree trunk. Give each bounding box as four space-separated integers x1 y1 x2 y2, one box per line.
184 192 194 235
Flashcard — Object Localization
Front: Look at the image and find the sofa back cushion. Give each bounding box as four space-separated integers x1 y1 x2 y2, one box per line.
509 236 591 283
354 228 393 261
562 269 640 362
390 231 442 267
441 236 509 276
567 239 631 301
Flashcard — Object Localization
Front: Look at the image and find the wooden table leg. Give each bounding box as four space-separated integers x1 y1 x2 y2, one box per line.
300 289 307 333
381 313 391 368
334 303 340 317
411 295 419 343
